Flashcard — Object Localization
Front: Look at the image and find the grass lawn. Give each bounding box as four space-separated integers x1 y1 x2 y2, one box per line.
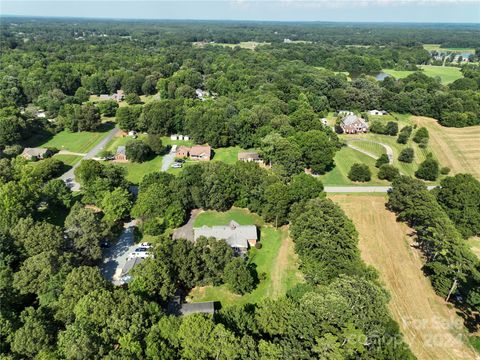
212 146 251 165
318 146 389 186
348 140 386 158
53 154 82 166
423 44 475 53
188 208 303 307
24 123 114 154
194 208 264 227
467 237 480 260
382 66 463 85
113 156 164 184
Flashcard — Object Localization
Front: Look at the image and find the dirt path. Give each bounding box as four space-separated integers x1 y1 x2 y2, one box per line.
270 229 292 299
331 195 477 360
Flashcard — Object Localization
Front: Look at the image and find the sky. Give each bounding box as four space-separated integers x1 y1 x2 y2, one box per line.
1 0 479 23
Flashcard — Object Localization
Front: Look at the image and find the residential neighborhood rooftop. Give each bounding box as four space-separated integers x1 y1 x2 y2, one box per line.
193 220 257 250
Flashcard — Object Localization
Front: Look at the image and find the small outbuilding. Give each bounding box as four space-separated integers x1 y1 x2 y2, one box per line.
115 146 127 161
238 152 262 163
180 301 216 316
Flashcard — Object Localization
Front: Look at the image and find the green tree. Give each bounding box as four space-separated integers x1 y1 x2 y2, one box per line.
375 154 389 168
126 140 151 163
223 258 256 295
398 147 414 163
377 164 400 181
413 127 429 144
64 203 104 263
435 174 480 238
348 163 371 182
101 187 132 224
96 99 118 117
415 156 439 181
145 134 166 155
125 93 142 105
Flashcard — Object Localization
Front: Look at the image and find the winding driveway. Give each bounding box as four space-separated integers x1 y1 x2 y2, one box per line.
59 126 121 191
346 138 394 164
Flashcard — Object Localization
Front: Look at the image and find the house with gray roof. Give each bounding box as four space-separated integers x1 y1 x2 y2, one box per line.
21 147 51 160
193 220 257 254
340 115 368 134
180 301 215 315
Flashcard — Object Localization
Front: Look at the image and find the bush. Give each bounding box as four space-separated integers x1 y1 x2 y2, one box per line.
254 242 262 249
440 167 450 175
348 163 371 182
96 99 118 117
398 147 414 163
397 126 412 144
415 157 439 181
375 154 390 168
385 121 399 136
145 134 166 155
223 258 256 295
378 164 400 181
125 140 151 163
125 93 142 105
413 127 429 144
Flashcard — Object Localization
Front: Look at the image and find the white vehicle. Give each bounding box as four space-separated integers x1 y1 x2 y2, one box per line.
171 162 182 169
140 242 152 248
128 251 152 260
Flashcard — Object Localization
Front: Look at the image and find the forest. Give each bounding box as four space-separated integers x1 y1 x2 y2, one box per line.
1 18 480 358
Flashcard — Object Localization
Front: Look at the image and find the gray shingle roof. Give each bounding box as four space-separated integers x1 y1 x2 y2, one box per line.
117 146 126 155
193 220 257 249
180 301 215 315
342 115 366 126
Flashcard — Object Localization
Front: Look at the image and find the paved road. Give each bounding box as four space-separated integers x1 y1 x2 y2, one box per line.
346 138 394 164
161 150 176 171
59 126 121 191
172 209 202 241
324 185 438 193
101 219 137 285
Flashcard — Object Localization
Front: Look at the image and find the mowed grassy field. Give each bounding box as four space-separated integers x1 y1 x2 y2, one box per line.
423 44 475 54
188 208 303 307
467 237 480 260
411 116 480 180
318 146 390 186
52 154 82 166
330 194 477 360
382 65 463 84
24 124 114 154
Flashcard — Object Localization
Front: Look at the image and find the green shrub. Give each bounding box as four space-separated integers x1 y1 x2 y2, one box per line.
398 148 414 163
415 156 439 181
348 163 371 182
378 164 400 181
440 167 450 175
375 154 390 168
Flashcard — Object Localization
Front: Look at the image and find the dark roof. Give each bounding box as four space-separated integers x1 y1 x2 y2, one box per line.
180 301 215 315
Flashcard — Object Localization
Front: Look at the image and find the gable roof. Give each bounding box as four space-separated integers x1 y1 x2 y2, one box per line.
116 146 126 155
21 147 49 157
180 301 215 315
342 115 366 126
189 145 211 158
193 220 257 249
238 152 261 161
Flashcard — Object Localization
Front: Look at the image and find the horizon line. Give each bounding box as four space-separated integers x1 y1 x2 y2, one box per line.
2 14 479 25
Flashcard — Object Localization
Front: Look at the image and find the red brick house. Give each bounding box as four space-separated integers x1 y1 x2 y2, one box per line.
340 115 368 134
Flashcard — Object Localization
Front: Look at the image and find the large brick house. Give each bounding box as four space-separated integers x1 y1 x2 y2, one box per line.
175 145 211 161
340 115 368 134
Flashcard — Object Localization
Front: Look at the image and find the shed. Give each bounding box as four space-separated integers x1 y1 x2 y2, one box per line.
115 146 127 161
180 301 215 315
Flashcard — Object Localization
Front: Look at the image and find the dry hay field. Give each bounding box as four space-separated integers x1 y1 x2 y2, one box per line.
330 194 477 360
412 116 480 180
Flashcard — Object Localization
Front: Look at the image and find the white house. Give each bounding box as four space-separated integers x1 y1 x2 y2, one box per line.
368 110 388 116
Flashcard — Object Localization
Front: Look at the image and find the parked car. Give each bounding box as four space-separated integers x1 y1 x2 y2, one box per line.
134 247 148 252
171 162 182 168
140 242 151 248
